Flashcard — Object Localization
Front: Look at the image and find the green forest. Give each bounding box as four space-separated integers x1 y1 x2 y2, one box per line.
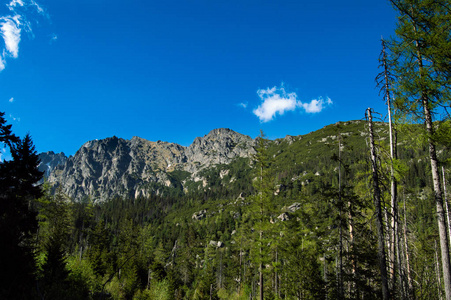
2 0 451 299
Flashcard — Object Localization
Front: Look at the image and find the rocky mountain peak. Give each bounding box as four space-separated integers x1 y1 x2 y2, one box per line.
38 151 68 178
185 128 255 172
42 128 256 202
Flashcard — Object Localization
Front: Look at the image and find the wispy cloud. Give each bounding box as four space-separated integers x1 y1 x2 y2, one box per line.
253 84 332 122
8 0 24 8
9 113 20 122
0 15 21 58
0 55 5 71
0 0 48 71
50 33 57 43
238 102 248 109
30 0 45 15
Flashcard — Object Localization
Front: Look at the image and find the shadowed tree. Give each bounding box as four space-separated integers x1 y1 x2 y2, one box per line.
0 113 43 299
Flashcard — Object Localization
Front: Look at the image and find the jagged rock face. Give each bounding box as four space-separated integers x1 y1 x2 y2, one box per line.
185 128 255 173
38 151 68 178
46 128 255 202
48 137 137 201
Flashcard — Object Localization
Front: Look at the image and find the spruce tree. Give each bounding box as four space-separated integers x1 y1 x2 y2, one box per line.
0 114 43 299
249 131 275 300
0 111 18 147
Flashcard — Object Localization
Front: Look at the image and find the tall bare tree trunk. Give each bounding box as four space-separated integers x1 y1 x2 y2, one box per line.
260 259 263 300
403 194 415 300
442 167 451 245
324 253 328 300
275 248 279 298
338 135 344 299
422 83 451 300
367 108 390 300
411 20 451 300
436 240 444 300
380 39 399 288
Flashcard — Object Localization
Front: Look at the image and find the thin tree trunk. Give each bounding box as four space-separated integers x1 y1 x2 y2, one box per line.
436 240 444 300
260 225 263 300
442 167 451 245
260 259 263 300
384 208 392 280
367 108 390 300
259 160 264 300
275 248 278 297
338 135 344 299
239 238 242 295
403 194 415 300
423 90 451 300
381 39 399 288
411 17 451 300
348 206 355 297
324 253 328 300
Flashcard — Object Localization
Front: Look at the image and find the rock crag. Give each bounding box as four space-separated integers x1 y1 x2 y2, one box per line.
43 128 256 202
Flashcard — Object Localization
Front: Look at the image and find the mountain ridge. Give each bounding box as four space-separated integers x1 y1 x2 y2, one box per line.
39 121 378 202
41 127 257 202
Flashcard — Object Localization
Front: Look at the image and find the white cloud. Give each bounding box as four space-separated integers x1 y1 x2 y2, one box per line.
0 55 5 71
0 0 48 71
30 0 44 15
253 85 298 122
252 84 333 122
9 97 14 103
9 0 24 8
302 97 333 114
0 16 21 58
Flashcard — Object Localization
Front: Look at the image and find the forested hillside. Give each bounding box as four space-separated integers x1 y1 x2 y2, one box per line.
2 110 450 299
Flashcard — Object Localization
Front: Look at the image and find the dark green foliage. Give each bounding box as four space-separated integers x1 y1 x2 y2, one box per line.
87 220 112 278
39 121 441 299
0 116 43 299
0 111 18 147
0 117 441 299
39 235 89 300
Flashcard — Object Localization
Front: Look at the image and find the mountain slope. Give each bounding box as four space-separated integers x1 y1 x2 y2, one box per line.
45 129 255 201
41 120 428 203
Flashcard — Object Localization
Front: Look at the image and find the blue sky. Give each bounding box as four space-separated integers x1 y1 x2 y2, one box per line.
0 0 398 156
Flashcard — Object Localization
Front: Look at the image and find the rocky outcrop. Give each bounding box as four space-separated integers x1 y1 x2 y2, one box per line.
277 213 290 221
48 137 136 201
38 151 67 178
184 128 255 173
45 128 256 202
192 209 207 220
209 240 223 248
286 202 301 212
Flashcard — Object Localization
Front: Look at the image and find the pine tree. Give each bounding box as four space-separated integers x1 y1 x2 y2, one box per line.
0 111 18 147
252 132 275 300
388 1 451 298
238 131 276 300
0 119 43 299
